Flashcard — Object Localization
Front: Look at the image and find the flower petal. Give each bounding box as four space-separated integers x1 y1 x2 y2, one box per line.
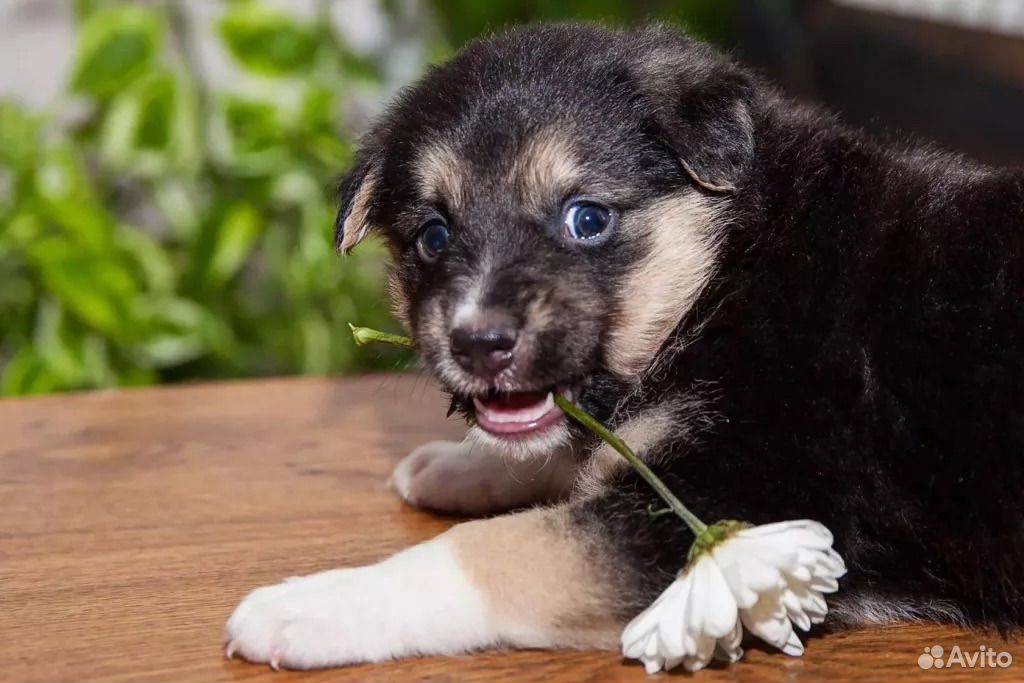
733 535 801 568
808 573 839 594
821 548 848 577
644 631 660 659
623 623 657 660
699 556 740 638
714 541 783 600
656 578 692 658
741 589 794 651
781 587 811 631
684 557 712 637
683 597 716 660
713 619 745 663
737 519 809 536
683 634 716 673
781 627 806 656
785 563 813 583
740 520 834 550
621 578 687 658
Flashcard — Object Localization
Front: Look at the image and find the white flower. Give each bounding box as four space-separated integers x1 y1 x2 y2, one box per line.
621 519 846 674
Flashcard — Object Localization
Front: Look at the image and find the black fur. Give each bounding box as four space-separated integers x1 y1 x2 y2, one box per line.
339 24 1024 632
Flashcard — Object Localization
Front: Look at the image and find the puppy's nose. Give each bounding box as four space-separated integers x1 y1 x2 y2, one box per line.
450 320 518 380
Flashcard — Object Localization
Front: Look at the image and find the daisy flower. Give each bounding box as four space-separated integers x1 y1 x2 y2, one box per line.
621 519 846 673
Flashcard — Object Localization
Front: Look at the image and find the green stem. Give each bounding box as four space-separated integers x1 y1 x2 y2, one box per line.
553 394 707 536
348 324 416 351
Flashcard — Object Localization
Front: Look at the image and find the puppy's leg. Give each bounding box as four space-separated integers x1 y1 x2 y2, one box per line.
389 438 576 515
225 484 681 669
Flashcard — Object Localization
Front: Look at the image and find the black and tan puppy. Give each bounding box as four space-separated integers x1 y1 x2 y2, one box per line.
225 23 1024 668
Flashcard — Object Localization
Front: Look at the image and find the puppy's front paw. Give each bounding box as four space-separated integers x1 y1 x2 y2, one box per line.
225 568 376 669
390 439 572 515
225 540 499 669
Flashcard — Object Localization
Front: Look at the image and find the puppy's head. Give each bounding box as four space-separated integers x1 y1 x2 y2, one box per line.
337 24 753 458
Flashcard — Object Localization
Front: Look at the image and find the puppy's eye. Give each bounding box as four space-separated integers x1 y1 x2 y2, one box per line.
563 201 612 241
416 219 450 262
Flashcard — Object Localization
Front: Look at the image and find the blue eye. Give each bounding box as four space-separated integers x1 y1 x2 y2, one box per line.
417 219 450 262
563 201 612 241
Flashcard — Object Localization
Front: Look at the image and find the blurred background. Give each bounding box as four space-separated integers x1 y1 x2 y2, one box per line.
1 0 1022 396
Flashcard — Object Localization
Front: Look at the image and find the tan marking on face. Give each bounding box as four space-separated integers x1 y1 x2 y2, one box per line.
338 166 381 253
448 506 621 649
387 271 412 330
413 141 465 208
605 192 724 378
416 293 448 361
511 130 581 213
523 292 556 338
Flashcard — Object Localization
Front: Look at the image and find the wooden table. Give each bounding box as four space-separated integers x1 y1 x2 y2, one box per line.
1 375 1020 682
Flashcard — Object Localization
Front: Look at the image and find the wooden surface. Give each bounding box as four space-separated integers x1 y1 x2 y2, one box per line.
1 374 1020 682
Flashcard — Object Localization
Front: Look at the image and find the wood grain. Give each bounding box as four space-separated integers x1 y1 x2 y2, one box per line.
0 374 1020 682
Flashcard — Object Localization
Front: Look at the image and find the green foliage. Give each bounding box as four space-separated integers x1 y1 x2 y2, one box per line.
0 2 401 396
218 4 320 76
71 5 164 98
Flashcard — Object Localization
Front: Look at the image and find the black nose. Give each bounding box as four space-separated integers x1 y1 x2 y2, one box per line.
450 321 518 380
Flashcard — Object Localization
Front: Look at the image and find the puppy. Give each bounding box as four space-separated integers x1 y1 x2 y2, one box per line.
225 23 1024 668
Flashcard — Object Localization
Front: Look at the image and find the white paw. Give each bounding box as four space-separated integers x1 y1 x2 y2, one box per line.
224 539 497 669
225 568 374 669
390 440 571 515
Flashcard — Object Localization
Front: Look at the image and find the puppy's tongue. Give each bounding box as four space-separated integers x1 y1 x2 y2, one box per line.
473 390 565 437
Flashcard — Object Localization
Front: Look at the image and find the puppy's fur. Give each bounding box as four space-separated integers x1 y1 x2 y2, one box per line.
225 23 1024 668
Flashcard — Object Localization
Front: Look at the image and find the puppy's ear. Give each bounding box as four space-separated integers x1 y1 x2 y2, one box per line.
637 35 755 193
664 75 754 194
335 152 382 254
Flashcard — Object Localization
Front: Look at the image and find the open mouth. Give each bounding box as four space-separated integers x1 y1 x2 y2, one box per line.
471 386 572 438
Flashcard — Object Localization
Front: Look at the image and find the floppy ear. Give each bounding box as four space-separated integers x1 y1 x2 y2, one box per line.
663 74 754 193
637 35 755 193
335 152 382 254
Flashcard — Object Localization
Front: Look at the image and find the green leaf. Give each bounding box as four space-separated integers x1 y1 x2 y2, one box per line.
33 143 115 251
26 237 136 338
81 335 117 388
2 348 63 396
0 100 41 170
209 95 291 175
33 299 85 384
71 5 164 98
116 224 176 292
210 203 262 282
188 203 263 289
218 5 319 76
131 296 211 367
100 70 200 177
